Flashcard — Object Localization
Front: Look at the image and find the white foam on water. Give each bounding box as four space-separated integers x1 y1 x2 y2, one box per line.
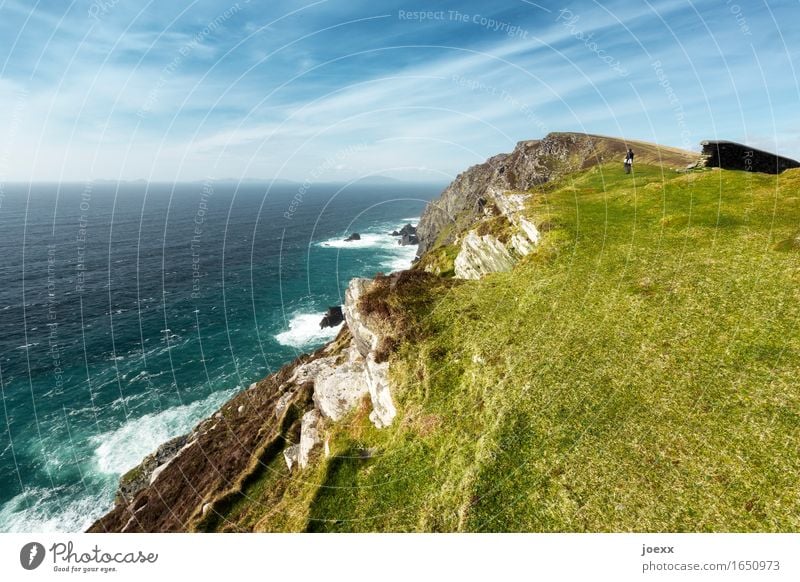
317 222 419 274
316 232 392 249
90 388 236 476
0 486 105 533
380 243 418 272
274 312 342 348
129 370 148 383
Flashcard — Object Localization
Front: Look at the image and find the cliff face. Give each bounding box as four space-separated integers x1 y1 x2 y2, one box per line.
416 132 698 257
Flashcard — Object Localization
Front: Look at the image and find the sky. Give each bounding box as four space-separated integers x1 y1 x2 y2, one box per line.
0 0 798 182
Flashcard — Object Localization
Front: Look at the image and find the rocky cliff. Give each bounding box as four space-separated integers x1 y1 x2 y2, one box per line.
416 132 698 257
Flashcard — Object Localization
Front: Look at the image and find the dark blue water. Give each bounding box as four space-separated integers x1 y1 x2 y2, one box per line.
0 180 435 532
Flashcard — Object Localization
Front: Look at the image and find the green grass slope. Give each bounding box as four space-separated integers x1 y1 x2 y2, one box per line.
206 164 800 532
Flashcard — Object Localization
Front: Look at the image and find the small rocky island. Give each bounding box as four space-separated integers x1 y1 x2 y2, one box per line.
319 306 344 329
343 232 361 242
392 223 419 246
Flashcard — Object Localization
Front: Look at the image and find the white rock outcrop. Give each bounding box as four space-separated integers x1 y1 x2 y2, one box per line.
454 231 516 279
290 356 338 385
313 344 369 421
454 189 541 280
298 409 322 469
365 354 396 428
283 444 300 471
274 390 295 418
492 190 528 215
284 410 323 471
518 217 541 245
282 277 399 471
342 278 377 357
343 278 398 428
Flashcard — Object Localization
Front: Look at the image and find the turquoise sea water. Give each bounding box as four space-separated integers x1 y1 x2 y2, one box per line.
0 180 436 532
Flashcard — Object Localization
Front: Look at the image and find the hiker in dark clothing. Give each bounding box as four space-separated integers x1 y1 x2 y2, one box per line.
624 148 634 174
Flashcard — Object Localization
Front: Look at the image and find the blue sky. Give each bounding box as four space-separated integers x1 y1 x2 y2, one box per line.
0 0 798 182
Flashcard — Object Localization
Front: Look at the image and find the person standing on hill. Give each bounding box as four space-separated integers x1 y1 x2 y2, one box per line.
624 148 634 174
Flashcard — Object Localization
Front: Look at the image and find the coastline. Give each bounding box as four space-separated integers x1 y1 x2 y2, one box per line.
89 228 422 532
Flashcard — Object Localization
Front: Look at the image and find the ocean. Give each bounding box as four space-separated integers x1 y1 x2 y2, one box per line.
0 180 436 532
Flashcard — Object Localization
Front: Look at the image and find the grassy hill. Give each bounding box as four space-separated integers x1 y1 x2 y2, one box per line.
197 163 800 531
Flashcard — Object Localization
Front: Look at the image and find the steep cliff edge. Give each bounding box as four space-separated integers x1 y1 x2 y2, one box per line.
416 132 698 258
90 138 800 532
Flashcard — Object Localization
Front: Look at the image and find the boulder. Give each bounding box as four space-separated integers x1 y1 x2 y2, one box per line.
344 232 361 242
283 444 300 471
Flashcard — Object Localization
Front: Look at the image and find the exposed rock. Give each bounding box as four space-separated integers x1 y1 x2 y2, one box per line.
343 278 379 358
344 232 361 242
89 348 320 532
391 224 419 245
343 278 398 428
312 344 369 421
446 186 543 279
365 353 396 428
290 355 338 385
454 231 516 280
298 409 322 469
319 305 344 329
700 140 799 174
518 217 540 246
274 390 295 418
399 232 419 246
491 190 527 215
149 462 170 486
283 444 300 471
510 233 534 256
